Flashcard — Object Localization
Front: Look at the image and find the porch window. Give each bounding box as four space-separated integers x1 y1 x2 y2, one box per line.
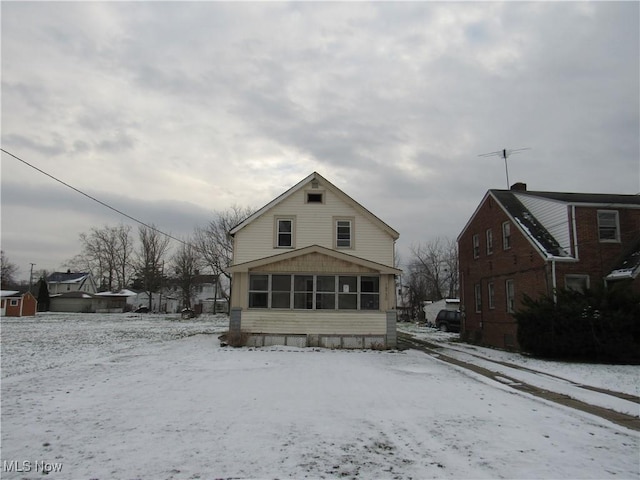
248 274 379 310
271 275 292 308
248 274 268 308
597 210 620 242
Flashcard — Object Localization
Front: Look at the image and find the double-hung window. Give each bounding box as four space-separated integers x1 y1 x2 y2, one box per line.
502 221 511 250
248 275 268 308
472 234 480 259
488 282 495 309
486 229 493 255
597 210 620 242
336 220 352 248
474 284 482 312
505 279 515 313
276 218 294 248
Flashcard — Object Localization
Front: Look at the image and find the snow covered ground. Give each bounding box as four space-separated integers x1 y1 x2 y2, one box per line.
1 313 638 479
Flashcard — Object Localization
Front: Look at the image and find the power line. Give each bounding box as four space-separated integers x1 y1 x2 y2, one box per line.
1 148 190 247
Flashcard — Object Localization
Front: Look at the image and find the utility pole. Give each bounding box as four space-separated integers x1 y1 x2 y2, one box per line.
29 263 36 293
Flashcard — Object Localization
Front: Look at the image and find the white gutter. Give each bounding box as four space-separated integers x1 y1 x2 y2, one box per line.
551 259 557 304
571 204 579 259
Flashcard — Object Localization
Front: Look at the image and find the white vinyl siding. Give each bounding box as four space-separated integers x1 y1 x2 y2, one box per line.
515 193 570 255
233 186 395 265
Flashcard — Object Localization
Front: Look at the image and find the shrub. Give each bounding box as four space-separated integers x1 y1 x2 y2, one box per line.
515 284 640 363
224 330 250 348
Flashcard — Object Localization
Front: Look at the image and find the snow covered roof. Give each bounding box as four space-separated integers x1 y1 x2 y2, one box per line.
605 237 640 281
1 290 21 297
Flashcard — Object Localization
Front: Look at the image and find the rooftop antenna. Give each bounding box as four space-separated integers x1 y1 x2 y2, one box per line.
478 147 530 189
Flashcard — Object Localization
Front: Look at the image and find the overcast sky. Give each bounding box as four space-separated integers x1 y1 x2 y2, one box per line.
2 1 639 281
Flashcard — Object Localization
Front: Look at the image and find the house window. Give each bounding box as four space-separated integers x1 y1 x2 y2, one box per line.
249 274 379 310
486 229 493 255
338 276 358 309
294 275 314 309
276 218 294 248
316 275 336 310
505 279 515 313
249 275 268 308
271 275 292 309
502 221 512 250
474 284 482 312
10 299 19 307
472 234 480 259
336 220 352 248
597 210 620 242
565 275 589 294
306 192 324 203
488 282 495 309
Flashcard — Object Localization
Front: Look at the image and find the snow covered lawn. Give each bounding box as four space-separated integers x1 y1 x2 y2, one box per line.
2 314 638 479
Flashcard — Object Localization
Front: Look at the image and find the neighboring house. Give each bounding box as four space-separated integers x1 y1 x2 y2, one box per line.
127 290 179 313
192 274 228 314
226 172 401 349
49 290 133 313
1 291 37 317
458 183 640 350
46 271 97 295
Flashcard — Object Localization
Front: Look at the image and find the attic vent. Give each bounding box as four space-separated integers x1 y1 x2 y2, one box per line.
311 180 320 189
307 192 323 203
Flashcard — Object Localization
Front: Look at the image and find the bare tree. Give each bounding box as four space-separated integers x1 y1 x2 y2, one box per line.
136 225 171 310
171 239 204 310
409 237 459 301
193 205 254 300
74 224 134 291
1 250 18 289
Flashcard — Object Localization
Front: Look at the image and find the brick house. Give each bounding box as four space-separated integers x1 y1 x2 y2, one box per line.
458 183 640 350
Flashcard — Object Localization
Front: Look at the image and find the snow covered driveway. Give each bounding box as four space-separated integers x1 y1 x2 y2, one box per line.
2 314 639 479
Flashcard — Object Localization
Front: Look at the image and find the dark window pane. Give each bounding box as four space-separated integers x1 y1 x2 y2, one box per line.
294 292 313 309
278 220 292 233
317 276 335 292
249 292 268 308
360 276 379 293
278 233 292 247
272 275 291 291
271 292 291 309
338 294 357 309
307 193 323 203
339 276 357 293
294 275 314 292
250 275 268 291
316 293 335 309
361 293 379 310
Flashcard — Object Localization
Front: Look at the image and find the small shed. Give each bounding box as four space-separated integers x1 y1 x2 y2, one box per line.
1 291 37 317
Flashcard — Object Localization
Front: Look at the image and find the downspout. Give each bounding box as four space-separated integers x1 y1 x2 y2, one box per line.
551 258 557 304
571 205 579 259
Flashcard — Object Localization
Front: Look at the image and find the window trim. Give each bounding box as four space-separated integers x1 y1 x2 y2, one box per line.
597 210 620 243
334 217 355 249
472 234 480 259
502 221 512 250
274 216 295 249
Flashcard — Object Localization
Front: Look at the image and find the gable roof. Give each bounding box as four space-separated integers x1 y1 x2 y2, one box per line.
229 172 399 240
459 189 640 260
226 244 402 275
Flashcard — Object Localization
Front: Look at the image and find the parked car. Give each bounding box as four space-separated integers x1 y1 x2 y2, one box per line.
435 309 461 332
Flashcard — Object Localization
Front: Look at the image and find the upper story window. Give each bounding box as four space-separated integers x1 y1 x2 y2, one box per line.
275 218 294 248
335 219 353 248
597 210 620 242
472 234 480 259
502 221 511 250
486 228 493 255
306 192 324 203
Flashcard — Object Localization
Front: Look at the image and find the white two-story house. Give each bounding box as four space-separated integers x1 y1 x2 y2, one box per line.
226 172 401 348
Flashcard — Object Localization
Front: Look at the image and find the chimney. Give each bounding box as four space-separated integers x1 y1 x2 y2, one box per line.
510 182 527 191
